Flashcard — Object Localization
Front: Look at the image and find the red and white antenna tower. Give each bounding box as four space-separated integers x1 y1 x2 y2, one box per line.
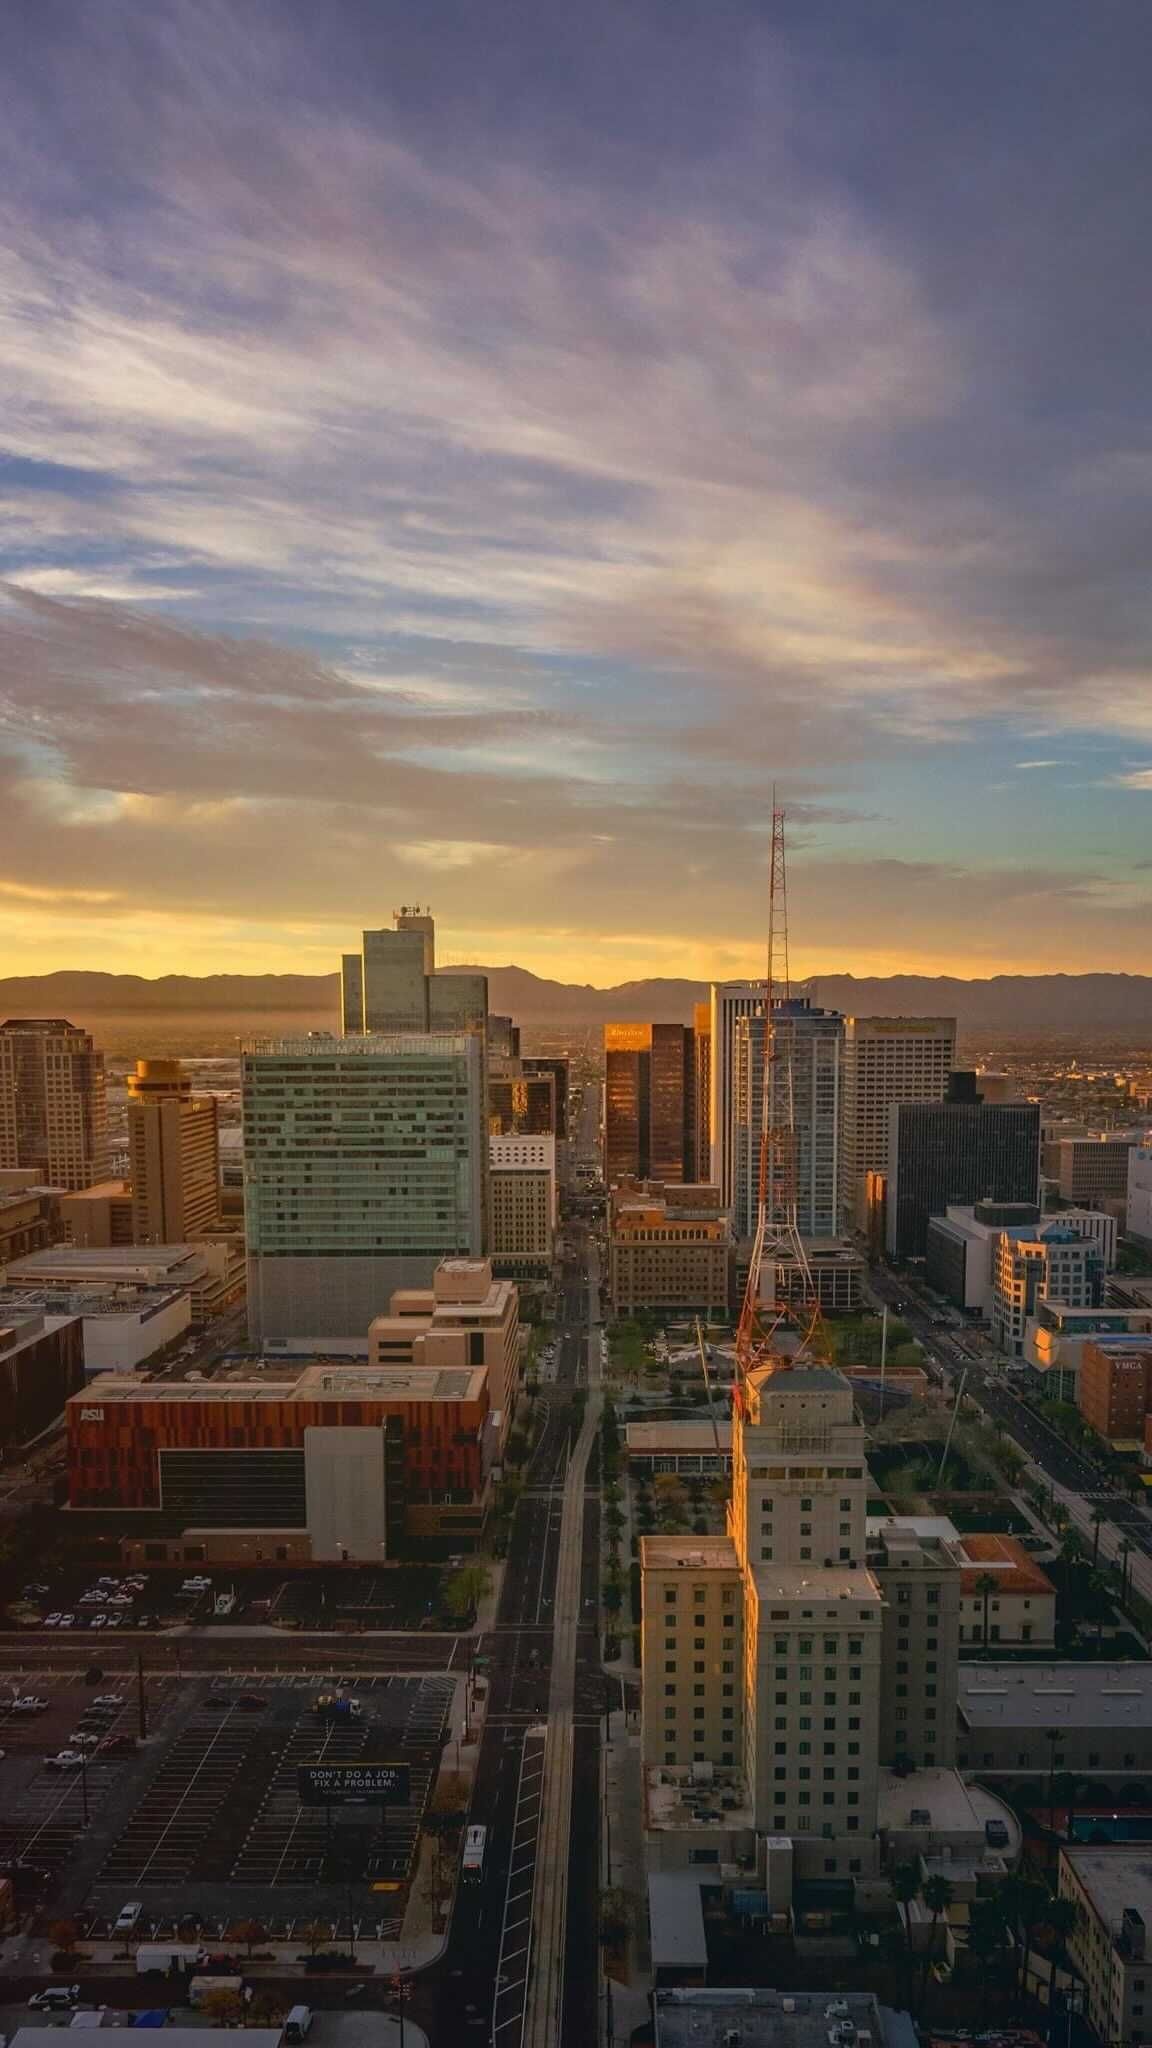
735 796 820 1381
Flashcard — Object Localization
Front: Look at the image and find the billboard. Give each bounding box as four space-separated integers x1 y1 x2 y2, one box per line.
297 1762 411 1806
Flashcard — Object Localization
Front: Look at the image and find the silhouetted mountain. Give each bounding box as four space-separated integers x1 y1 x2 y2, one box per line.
0 967 1149 1038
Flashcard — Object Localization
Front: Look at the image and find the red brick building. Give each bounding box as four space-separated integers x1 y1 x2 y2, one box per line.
1078 1336 1152 1441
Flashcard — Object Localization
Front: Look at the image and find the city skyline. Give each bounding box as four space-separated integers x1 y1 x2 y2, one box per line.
2 2 1152 985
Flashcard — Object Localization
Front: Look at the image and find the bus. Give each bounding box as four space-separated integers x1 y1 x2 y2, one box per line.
461 1825 487 1883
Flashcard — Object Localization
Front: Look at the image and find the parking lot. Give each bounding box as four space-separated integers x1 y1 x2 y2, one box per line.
4 1565 451 1641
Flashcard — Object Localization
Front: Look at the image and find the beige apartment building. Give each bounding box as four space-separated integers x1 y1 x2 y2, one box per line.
0 1018 108 1191
868 1522 961 1767
127 1059 220 1241
60 1179 135 1247
839 1016 955 1232
609 1180 732 1318
369 1256 520 1438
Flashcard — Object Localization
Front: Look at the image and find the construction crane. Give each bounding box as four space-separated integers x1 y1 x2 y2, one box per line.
734 798 827 1384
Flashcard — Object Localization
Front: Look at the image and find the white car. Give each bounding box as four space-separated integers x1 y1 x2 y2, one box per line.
13 1696 49 1714
58 1613 76 1629
43 1612 62 1628
90 1615 108 1630
106 1594 134 1609
28 1987 80 2010
93 1694 124 1709
44 1750 86 1771
67 1732 101 1750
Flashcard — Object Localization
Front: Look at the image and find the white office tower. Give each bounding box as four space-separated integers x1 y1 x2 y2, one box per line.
839 1016 956 1232
243 1032 486 1344
732 999 842 1241
708 981 764 1213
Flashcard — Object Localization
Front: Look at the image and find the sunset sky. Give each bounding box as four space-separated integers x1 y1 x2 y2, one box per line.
1 0 1150 986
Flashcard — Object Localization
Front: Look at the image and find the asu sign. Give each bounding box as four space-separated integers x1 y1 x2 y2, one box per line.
296 1761 410 1806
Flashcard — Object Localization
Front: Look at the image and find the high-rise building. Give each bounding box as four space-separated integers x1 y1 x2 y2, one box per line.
692 1001 711 1194
522 1056 569 1141
708 981 763 1209
603 1022 696 1185
640 1359 963 1892
731 998 843 1240
127 1059 220 1242
886 1097 1041 1257
242 1032 486 1344
488 1134 556 1278
341 910 487 1040
0 1018 108 1191
839 1017 956 1232
1129 1146 1152 1251
488 1068 556 1136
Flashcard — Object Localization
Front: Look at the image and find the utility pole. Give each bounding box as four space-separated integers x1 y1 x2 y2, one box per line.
136 1651 148 1740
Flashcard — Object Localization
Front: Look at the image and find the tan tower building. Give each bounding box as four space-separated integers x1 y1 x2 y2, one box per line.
839 1016 956 1232
127 1059 220 1242
0 1018 108 1191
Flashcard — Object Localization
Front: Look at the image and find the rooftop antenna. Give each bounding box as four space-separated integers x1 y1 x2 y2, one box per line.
734 795 821 1389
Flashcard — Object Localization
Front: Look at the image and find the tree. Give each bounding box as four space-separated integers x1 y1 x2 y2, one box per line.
919 1875 954 2013
1090 1504 1106 1569
443 1563 492 1622
967 1895 1010 2022
602 1578 623 1615
975 1572 999 1655
230 1917 268 1958
197 1988 245 2027
46 1918 80 1956
296 1918 331 1957
599 1887 631 1948
998 1874 1050 2012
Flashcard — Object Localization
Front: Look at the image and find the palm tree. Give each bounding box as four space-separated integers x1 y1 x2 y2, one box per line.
975 1572 999 1655
891 1862 920 2008
1090 1504 1106 1569
919 1875 954 2013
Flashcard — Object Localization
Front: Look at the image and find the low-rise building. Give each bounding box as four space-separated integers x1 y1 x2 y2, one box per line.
1060 1846 1152 2048
625 1419 732 1477
925 1202 1043 1315
1057 1133 1140 1208
0 1308 84 1445
653 1989 917 2048
4 1240 244 1322
59 1179 135 1248
956 1532 1057 1649
368 1256 520 1443
0 1177 60 1263
993 1223 1104 1356
1079 1335 1152 1443
67 1360 493 1556
957 1661 1152 1783
737 1239 865 1315
610 1181 732 1318
0 1283 189 1374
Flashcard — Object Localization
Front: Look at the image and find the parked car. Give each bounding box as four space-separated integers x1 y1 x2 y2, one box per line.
13 1697 49 1714
93 1695 124 1709
44 1751 86 1771
58 1613 76 1629
28 1986 80 2011
67 1732 101 1750
100 1734 137 1756
43 1613 62 1629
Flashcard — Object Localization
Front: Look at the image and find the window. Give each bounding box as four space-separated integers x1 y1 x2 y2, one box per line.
693 1660 705 1674
693 1707 704 1720
800 1547 812 1560
896 1661 908 1675
693 1684 705 1697
775 1691 788 1706
722 1683 734 1698
800 1522 812 1536
664 1684 676 1697
722 1660 733 1674
664 1706 676 1720
664 1661 676 1674
694 1638 705 1650
722 1706 734 1720
665 1637 676 1651
774 1766 787 1780
801 1498 813 1511
665 1589 678 1603
693 1613 705 1628
761 1547 773 1561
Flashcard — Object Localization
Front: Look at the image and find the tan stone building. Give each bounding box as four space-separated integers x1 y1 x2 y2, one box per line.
1060 1846 1152 2047
60 1179 134 1247
609 1180 731 1318
0 1018 108 1191
369 1255 520 1440
127 1059 220 1241
488 1133 556 1278
839 1015 955 1232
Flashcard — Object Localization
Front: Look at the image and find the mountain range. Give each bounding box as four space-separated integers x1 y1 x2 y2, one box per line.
1 967 1151 1037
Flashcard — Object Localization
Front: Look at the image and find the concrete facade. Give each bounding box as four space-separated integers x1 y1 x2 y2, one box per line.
839 1016 955 1233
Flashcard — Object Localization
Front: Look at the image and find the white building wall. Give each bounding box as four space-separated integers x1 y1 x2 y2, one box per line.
82 1295 191 1374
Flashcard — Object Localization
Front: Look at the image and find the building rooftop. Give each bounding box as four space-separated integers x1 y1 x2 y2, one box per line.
243 1032 471 1057
640 1535 739 1571
0 1285 186 1320
1063 1846 1152 1932
867 1515 961 1543
9 1245 207 1279
653 1989 915 2048
959 1662 1152 1729
644 1762 754 1833
957 1533 1057 1598
751 1563 882 1605
877 1767 1021 1854
625 1421 732 1452
67 1362 488 1406
755 1366 848 1393
648 1873 708 1971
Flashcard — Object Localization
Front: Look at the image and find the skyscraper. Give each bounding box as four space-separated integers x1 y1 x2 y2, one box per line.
603 1021 696 1185
708 981 764 1210
731 998 843 1240
341 910 487 1039
127 1059 220 1242
243 1032 486 1344
0 1018 108 1191
692 1000 711 1190
886 1097 1041 1257
839 1016 956 1232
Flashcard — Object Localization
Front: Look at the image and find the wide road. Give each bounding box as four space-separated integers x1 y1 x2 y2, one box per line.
869 1267 1152 1605
414 1225 602 2048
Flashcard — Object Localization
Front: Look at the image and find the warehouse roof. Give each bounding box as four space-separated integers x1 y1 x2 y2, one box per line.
959 1662 1152 1729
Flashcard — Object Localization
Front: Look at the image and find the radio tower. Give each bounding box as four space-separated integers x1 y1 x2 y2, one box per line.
734 798 820 1382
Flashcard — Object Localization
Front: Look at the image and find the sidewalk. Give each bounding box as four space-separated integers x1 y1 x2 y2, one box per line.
601 1705 651 2048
